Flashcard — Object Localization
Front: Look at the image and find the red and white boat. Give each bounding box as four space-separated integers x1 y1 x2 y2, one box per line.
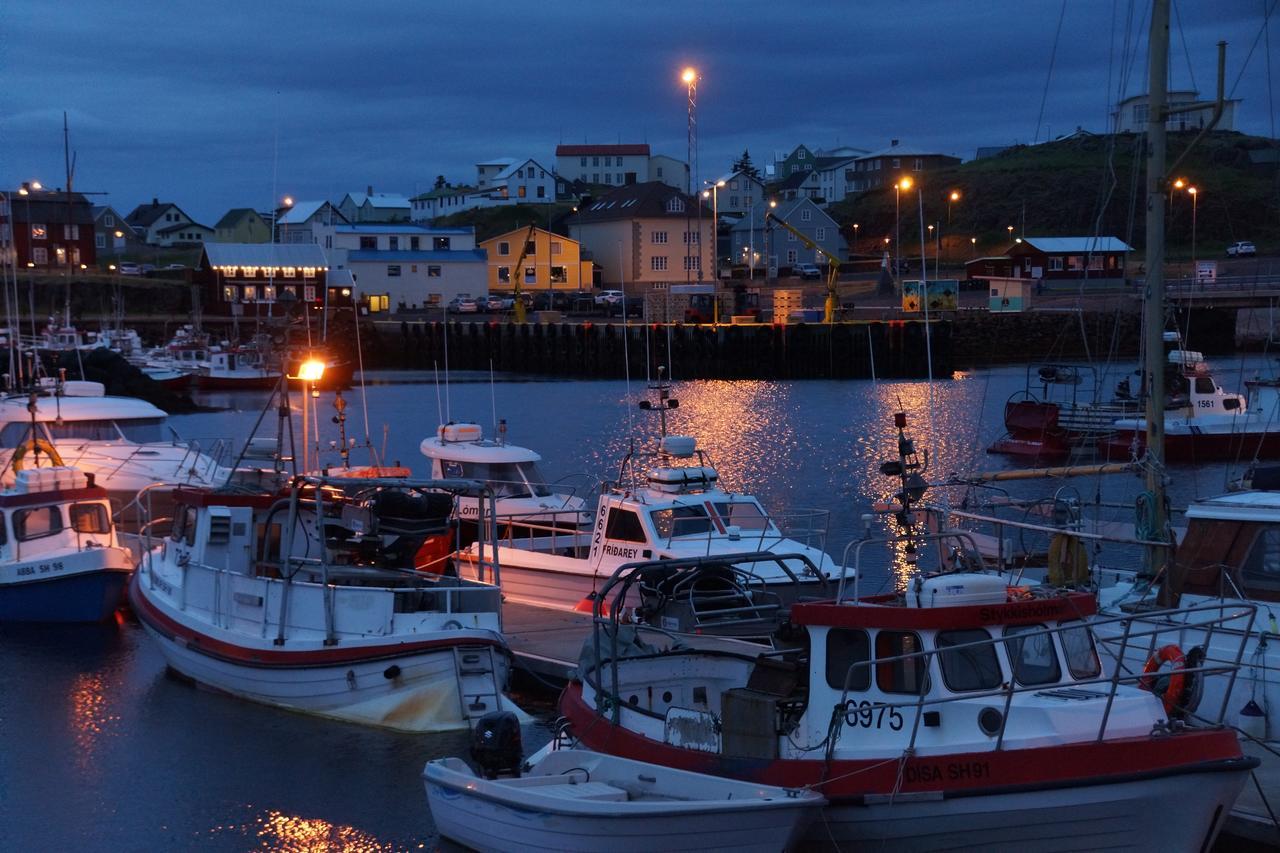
560 538 1255 850
130 475 522 732
193 346 281 391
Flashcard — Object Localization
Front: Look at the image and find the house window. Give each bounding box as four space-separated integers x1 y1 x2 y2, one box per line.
283 267 297 278
787 249 797 264
551 241 562 255
360 236 377 250
95 234 105 249
537 185 546 198
816 227 826 241
517 185 527 198
32 247 48 264
551 265 567 282
593 173 599 183
410 236 420 250
652 256 668 271
104 214 114 227
525 241 535 256
665 197 685 214
914 159 923 171
603 174 611 184
683 256 700 271
427 265 441 277
389 236 399 250
434 237 451 250
729 180 738 190
524 266 535 283
242 285 258 302
63 224 79 240
263 284 276 302
304 286 316 301
798 150 806 160
801 209 812 222
1088 255 1104 271
498 241 510 255
31 224 46 241
656 167 664 178
603 156 611 167
222 285 236 301
387 265 401 277
616 173 622 184
729 196 738 207
652 231 668 244
892 158 901 168
788 232 797 242
1049 257 1064 271
498 266 510 282
580 157 587 166
593 157 600 166
1067 255 1083 271
790 165 799 173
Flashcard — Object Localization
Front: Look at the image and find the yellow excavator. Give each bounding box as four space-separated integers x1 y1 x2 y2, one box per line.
507 222 537 323
764 210 840 323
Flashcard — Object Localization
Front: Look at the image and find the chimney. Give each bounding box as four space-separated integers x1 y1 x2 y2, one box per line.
890 139 899 148
367 185 373 196
152 197 159 207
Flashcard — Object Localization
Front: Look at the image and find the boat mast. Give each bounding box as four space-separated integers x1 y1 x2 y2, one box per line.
1142 0 1171 576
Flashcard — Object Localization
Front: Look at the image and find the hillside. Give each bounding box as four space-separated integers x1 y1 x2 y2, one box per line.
826 131 1280 259
432 202 578 242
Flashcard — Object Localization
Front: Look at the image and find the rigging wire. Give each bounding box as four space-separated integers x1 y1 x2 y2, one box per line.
1171 0 1199 94
1034 0 1070 144
1228 0 1280 99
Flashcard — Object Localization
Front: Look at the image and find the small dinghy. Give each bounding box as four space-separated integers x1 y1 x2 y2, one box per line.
424 713 823 853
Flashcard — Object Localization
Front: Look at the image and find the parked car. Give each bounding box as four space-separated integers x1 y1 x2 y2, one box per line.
447 295 478 314
164 263 186 270
1227 241 1257 257
594 289 624 306
484 295 510 312
794 263 822 280
141 263 156 274
116 262 141 276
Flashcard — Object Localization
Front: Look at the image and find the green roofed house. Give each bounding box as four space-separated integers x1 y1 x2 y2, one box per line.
213 208 271 243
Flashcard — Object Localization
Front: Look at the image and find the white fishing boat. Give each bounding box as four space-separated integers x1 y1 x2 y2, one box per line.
560 531 1256 851
193 344 281 391
0 466 134 622
129 474 522 732
420 420 588 533
424 746 824 853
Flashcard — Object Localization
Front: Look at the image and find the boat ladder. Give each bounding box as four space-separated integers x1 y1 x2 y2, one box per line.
452 645 504 724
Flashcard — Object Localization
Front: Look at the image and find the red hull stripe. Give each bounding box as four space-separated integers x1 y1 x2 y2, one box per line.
129 575 502 668
1100 432 1280 463
791 591 1096 630
561 683 1249 798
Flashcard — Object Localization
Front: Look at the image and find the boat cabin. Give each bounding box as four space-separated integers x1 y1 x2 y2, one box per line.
0 389 169 448
421 423 554 501
1158 488 1280 605
0 468 116 561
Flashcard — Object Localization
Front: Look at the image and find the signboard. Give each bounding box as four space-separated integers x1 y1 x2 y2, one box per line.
902 279 959 313
1196 261 1217 284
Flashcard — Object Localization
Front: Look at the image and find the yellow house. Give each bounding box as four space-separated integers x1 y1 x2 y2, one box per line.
479 227 593 292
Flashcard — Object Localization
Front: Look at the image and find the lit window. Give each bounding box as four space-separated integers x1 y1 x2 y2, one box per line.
551 265 567 282
498 266 510 282
427 265 441 277
31 224 47 241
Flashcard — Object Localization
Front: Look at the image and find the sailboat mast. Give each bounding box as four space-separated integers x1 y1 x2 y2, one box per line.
1142 0 1171 572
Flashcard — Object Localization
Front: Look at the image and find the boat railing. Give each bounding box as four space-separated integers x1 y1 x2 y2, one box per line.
838 530 986 603
657 507 830 557
823 599 1257 760
480 508 592 557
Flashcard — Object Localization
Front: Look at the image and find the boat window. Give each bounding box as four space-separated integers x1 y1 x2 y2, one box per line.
1003 624 1062 685
115 418 165 443
712 501 770 531
651 505 713 538
172 505 198 546
447 462 532 498
516 461 553 498
935 629 1002 692
1194 377 1216 394
1058 621 1101 679
14 506 63 541
604 508 647 543
171 504 187 541
1242 526 1280 591
825 628 871 690
44 419 123 442
876 631 928 694
69 503 110 534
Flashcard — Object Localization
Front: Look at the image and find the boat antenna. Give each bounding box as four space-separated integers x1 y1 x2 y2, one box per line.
350 301 372 456
443 318 451 421
433 361 444 427
489 358 498 438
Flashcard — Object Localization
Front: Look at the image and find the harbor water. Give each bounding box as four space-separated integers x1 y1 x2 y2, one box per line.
1 359 1269 850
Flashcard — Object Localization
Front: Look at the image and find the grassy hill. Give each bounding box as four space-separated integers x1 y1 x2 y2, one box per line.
827 131 1280 259
432 202 578 242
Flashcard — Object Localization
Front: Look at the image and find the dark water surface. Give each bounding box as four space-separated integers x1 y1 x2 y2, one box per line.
2 359 1270 850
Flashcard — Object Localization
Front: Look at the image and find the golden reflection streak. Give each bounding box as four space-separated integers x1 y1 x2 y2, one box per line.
69 671 120 774
229 809 418 852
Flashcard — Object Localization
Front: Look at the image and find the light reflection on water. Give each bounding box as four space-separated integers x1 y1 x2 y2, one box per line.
208 807 423 852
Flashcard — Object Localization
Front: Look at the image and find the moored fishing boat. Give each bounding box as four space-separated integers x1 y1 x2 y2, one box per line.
129 474 522 731
0 466 134 622
560 533 1256 851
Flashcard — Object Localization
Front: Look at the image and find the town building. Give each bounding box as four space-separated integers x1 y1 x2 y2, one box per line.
1112 89 1240 133
773 169 822 202
410 185 482 222
479 227 592 294
91 205 145 258
1 187 97 270
567 181 712 290
848 141 962 192
708 170 766 218
728 197 846 275
555 144 689 191
329 223 483 311
213 208 271 243
198 242 331 317
964 236 1131 286
276 201 348 249
647 154 689 190
337 189 411 223
125 199 211 247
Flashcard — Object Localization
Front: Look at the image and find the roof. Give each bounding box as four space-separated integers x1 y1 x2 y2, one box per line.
493 158 550 181
9 192 95 225
480 226 573 246
346 249 486 263
775 170 818 190
477 157 517 168
343 192 411 209
156 221 213 235
335 224 472 235
276 200 339 226
215 208 262 230
125 201 180 228
202 242 328 268
556 144 650 157
0 393 166 422
568 182 709 224
855 142 959 160
411 185 479 201
713 170 765 186
328 268 355 286
1014 236 1133 254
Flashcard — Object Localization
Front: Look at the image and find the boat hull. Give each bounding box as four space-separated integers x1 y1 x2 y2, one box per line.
129 575 511 732
194 374 280 391
0 567 130 623
1100 428 1280 462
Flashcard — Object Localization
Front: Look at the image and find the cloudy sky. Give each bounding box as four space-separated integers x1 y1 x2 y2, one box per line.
2 1 1274 223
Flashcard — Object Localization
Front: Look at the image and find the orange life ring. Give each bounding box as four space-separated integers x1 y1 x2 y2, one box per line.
1139 644 1187 715
12 438 64 471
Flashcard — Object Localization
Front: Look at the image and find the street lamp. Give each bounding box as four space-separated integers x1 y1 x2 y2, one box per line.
852 223 859 255
681 66 699 283
1007 225 1014 242
948 190 960 225
702 178 725 283
1188 185 1198 277
1170 178 1185 205
291 357 327 472
895 177 912 277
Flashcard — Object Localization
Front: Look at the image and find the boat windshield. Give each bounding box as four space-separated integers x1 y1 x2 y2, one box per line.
651 505 714 538
440 461 537 498
712 500 770 531
32 417 165 443
517 461 553 498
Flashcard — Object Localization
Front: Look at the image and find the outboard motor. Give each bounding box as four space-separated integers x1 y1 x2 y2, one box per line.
470 711 523 779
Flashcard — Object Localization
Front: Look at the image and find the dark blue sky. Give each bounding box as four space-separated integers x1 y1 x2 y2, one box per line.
3 1 1275 224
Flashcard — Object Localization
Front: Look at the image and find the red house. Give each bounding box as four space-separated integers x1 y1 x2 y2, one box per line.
966 236 1131 286
1 186 97 271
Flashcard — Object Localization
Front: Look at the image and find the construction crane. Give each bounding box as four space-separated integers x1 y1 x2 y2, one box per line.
506 222 537 323
764 209 840 323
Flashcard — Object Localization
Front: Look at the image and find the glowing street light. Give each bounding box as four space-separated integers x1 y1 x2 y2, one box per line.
680 67 697 85
894 177 913 277
291 357 327 471
283 196 294 208
852 223 859 254
680 65 700 282
1188 185 1199 275
948 190 960 225
296 359 326 382
1007 225 1015 241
